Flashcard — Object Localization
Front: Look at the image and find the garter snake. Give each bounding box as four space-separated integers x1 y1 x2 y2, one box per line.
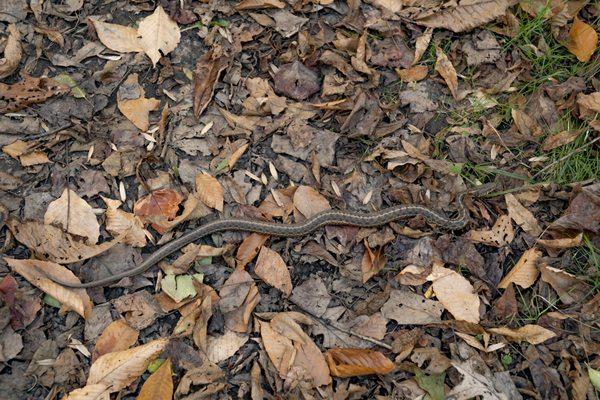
51 192 472 288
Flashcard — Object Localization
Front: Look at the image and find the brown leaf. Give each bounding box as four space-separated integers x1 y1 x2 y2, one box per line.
361 242 386 283
234 0 285 11
293 185 330 219
381 289 443 325
498 248 541 289
137 6 180 67
538 233 582 249
92 320 139 362
6 218 119 264
195 173 224 212
512 108 543 137
102 197 147 247
468 215 514 247
540 263 588 305
206 329 248 363
565 17 598 62
134 189 183 234
492 283 518 320
435 46 458 99
236 233 269 269
62 384 110 400
325 348 395 378
505 193 542 237
117 73 160 131
427 262 480 324
45 189 100 244
576 92 600 119
113 291 161 330
542 130 581 151
193 295 212 353
396 65 428 82
416 0 510 33
86 338 168 394
0 76 69 113
0 24 22 79
273 61 321 101
5 258 93 319
89 18 143 53
254 246 292 296
193 51 231 119
413 28 433 65
488 324 556 345
136 358 173 400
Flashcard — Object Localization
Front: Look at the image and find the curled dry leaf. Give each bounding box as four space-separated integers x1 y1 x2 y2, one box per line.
361 242 386 283
576 92 600 118
62 384 110 400
136 358 173 400
293 185 331 219
234 0 286 11
236 233 269 268
137 6 181 67
193 50 231 119
566 17 598 62
540 263 588 305
134 189 183 234
0 24 22 79
89 18 143 53
468 215 514 247
195 173 224 212
538 232 582 249
5 258 93 319
435 46 458 99
412 28 433 65
254 246 293 296
325 348 395 378
103 197 147 247
396 65 428 82
92 319 139 362
427 262 480 324
44 189 100 244
416 0 510 33
6 219 120 264
117 73 160 131
498 248 541 289
505 193 542 237
488 324 556 345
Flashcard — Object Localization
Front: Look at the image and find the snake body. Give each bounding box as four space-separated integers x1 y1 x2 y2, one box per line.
52 192 469 288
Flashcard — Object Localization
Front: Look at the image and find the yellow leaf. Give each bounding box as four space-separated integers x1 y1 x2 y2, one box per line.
136 358 173 400
566 17 598 62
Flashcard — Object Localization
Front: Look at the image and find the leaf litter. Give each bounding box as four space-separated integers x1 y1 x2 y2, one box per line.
0 1 599 399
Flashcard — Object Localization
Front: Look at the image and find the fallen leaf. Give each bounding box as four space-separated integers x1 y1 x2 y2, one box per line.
195 173 224 212
381 289 444 325
512 108 543 137
137 6 181 67
92 320 139 362
0 76 69 113
566 17 598 62
325 348 395 377
540 263 588 305
427 262 480 324
498 248 541 289
488 324 556 345
435 46 458 99
449 353 515 399
5 258 92 319
0 24 22 79
289 276 331 318
505 193 542 237
0 327 23 362
273 61 321 101
293 185 330 219
89 18 143 53
589 367 600 391
117 73 160 131
236 233 269 268
193 50 231 119
542 130 581 151
396 65 428 82
62 384 110 400
234 0 286 11
538 233 582 249
468 215 514 247
414 369 445 400
206 329 248 363
45 189 100 244
103 197 147 247
576 92 600 118
136 358 173 400
0 275 41 329
413 28 433 65
361 242 386 283
134 189 183 234
416 0 510 33
193 295 212 352
161 274 199 303
254 246 292 296
113 291 162 330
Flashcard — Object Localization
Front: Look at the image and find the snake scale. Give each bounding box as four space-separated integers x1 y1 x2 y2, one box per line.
50 192 471 288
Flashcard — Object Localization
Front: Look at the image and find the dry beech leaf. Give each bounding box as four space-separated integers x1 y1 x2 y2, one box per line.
396 65 428 82
416 0 510 33
45 189 100 244
234 0 286 10
254 246 292 296
89 18 143 53
117 73 160 131
6 219 120 264
361 242 386 283
468 215 514 247
62 384 110 400
195 173 224 212
206 329 249 363
498 248 541 289
413 28 433 65
538 233 583 249
566 17 598 62
136 358 173 400
102 197 147 247
84 338 168 395
435 46 458 99
134 189 183 234
293 185 331 219
540 263 588 305
194 51 231 119
505 193 542 237
542 130 581 151
236 233 269 269
92 320 139 362
0 24 22 79
137 6 181 67
427 262 480 324
488 324 556 345
5 258 93 319
325 348 395 378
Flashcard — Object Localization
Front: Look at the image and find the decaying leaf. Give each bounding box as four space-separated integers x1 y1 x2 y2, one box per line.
89 18 144 53
416 0 510 33
488 324 556 345
0 76 69 113
565 17 598 62
361 242 386 283
92 320 139 362
117 73 160 131
134 189 183 234
381 289 444 325
103 197 147 247
254 246 293 296
44 189 100 244
293 185 330 219
325 348 395 377
0 24 22 79
427 262 480 324
468 215 514 247
435 46 458 99
137 358 173 400
206 329 249 363
193 50 231 119
195 173 224 212
137 6 181 67
505 194 542 237
540 263 588 305
5 258 93 319
498 248 541 289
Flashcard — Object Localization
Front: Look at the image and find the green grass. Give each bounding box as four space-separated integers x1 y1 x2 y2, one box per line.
567 235 600 294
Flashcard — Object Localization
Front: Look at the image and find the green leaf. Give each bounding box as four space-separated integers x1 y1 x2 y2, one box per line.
501 353 513 368
161 274 197 303
414 369 445 400
449 163 463 175
589 366 600 391
53 73 86 98
147 358 165 373
43 294 61 308
209 19 229 27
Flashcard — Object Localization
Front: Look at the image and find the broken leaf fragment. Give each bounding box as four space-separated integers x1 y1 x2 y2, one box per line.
325 348 395 377
161 274 200 303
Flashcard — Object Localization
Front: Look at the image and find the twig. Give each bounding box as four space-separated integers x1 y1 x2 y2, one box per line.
25 122 73 141
531 136 600 180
